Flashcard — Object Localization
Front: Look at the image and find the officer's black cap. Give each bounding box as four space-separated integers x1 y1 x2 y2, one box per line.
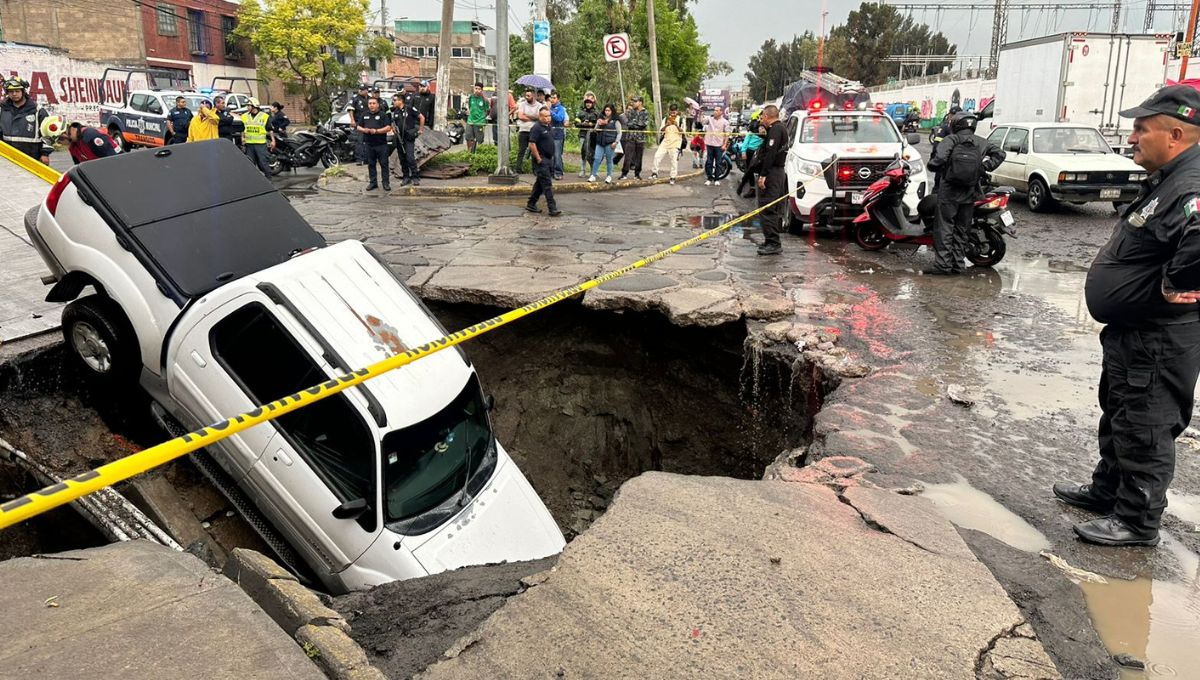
1120 85 1200 126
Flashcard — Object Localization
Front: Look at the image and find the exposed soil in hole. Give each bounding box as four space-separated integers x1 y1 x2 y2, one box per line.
428 300 824 537
0 344 149 558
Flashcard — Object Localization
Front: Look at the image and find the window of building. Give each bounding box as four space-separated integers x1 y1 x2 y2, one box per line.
187 9 206 54
211 304 376 506
451 47 473 58
156 3 178 36
222 16 239 59
369 57 378 71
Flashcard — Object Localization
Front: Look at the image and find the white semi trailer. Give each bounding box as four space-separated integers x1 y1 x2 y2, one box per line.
993 32 1176 153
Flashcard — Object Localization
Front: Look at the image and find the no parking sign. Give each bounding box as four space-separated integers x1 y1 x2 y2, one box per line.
604 33 631 62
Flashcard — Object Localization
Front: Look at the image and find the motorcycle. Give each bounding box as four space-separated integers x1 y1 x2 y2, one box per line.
851 157 1016 268
446 106 466 145
268 125 340 175
901 118 921 134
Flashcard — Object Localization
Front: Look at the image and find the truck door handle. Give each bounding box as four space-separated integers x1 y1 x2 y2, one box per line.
272 448 293 466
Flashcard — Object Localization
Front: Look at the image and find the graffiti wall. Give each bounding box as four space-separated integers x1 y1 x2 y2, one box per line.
868 77 996 126
1 44 256 123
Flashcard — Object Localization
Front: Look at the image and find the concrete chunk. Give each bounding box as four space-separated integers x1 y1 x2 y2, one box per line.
296 624 387 680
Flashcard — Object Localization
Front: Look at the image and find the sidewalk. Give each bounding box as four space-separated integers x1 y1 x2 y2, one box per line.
0 541 324 679
0 160 58 344
317 165 708 197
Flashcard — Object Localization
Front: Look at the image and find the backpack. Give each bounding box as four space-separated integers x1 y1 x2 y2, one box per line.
945 135 984 187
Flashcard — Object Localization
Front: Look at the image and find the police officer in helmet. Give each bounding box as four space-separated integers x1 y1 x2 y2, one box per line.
930 104 962 158
0 77 53 164
1055 85 1200 547
926 112 1005 275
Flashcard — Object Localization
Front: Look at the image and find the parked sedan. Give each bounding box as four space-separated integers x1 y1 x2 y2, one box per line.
984 123 1146 212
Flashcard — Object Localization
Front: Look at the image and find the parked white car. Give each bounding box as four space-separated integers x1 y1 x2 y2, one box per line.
785 105 927 229
984 122 1146 212
26 140 565 593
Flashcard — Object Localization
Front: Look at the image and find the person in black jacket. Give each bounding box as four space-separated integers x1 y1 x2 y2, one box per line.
268 102 290 134
356 97 392 191
390 94 424 186
926 113 1005 275
0 78 52 163
575 94 599 178
1055 86 1200 547
587 103 620 183
213 96 237 145
752 105 789 256
618 95 649 180
414 81 436 128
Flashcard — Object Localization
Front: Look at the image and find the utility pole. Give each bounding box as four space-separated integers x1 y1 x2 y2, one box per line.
435 0 454 129
989 0 1009 76
1146 0 1158 30
1183 0 1200 79
491 0 514 182
380 0 389 78
646 0 663 130
1110 0 1122 32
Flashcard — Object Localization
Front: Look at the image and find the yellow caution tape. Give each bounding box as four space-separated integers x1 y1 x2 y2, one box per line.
0 182 812 530
0 139 61 185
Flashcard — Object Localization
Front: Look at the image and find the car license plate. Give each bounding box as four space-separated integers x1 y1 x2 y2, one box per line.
850 192 864 204
1100 188 1121 199
1000 210 1014 227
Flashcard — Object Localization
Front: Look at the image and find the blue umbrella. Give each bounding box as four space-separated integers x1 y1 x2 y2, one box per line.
516 74 554 91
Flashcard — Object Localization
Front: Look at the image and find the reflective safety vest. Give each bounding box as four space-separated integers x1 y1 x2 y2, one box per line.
240 111 270 144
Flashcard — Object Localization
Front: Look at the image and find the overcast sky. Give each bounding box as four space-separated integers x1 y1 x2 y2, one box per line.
390 0 1192 88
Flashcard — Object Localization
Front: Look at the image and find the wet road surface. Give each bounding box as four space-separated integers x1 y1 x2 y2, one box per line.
789 186 1200 678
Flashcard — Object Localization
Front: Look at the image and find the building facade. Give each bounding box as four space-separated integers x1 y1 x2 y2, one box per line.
0 0 255 91
393 20 497 93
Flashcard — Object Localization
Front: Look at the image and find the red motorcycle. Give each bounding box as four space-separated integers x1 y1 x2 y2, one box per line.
851 157 1016 267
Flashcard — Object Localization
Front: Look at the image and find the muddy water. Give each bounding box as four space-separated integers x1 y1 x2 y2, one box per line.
1080 534 1200 678
920 476 1051 553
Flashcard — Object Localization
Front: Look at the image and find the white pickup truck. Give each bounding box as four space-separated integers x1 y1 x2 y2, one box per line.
25 140 564 592
785 104 927 230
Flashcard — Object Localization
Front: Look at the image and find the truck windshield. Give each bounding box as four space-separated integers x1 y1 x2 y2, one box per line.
1033 128 1113 154
382 374 493 524
799 116 899 144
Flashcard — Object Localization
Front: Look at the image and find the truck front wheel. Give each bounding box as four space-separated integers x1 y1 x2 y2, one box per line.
62 296 139 383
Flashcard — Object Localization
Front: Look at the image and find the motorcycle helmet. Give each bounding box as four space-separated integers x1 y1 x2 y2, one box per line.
39 115 66 142
948 104 963 116
4 77 28 92
951 113 978 133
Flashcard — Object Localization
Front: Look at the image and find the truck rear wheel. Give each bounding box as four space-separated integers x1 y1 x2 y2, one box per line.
62 296 139 384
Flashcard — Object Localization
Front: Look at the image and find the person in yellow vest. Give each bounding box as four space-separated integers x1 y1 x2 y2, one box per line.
239 98 275 176
187 99 220 142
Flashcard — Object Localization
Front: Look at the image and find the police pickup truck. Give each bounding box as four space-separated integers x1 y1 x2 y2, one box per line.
25 140 565 592
99 89 251 149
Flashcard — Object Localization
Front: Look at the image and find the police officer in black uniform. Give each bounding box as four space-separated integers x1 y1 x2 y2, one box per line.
753 105 789 256
356 97 392 192
1054 86 1200 547
348 84 370 164
926 113 1005 275
930 104 961 160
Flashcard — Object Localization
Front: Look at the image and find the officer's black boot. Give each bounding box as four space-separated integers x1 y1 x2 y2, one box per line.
1073 515 1159 547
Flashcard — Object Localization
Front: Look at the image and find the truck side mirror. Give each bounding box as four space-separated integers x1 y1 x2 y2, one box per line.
332 498 369 520
484 394 496 412
906 133 921 146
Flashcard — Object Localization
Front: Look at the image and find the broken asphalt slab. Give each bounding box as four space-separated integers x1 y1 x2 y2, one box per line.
418 472 1060 679
0 540 324 680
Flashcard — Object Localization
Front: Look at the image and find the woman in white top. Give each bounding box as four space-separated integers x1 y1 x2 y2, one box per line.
651 112 684 184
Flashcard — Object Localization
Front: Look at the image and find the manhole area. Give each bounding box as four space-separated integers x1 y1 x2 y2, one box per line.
429 301 819 538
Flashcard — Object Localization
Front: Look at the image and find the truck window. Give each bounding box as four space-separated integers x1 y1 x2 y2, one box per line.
130 94 152 113
382 373 493 527
799 115 899 144
1003 129 1028 154
211 303 375 504
146 97 164 115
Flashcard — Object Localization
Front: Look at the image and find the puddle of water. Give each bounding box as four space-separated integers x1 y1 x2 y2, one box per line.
1166 490 1200 528
1080 534 1200 678
920 476 1051 552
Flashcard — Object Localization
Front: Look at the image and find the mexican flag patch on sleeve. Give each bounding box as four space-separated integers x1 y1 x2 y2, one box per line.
1186 196 1200 219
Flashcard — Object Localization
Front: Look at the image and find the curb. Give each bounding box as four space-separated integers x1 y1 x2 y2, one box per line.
317 168 707 197
224 549 385 680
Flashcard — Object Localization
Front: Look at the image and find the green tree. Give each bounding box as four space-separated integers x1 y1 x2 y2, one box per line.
235 0 392 122
825 2 955 86
744 34 819 102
